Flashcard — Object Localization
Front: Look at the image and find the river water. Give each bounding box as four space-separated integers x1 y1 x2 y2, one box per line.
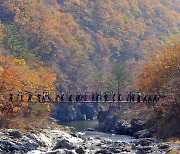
60 119 134 143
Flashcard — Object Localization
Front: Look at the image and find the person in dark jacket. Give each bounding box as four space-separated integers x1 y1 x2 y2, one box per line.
42 92 46 102
118 93 121 102
112 92 116 102
61 92 65 102
99 92 102 102
95 91 99 102
137 91 141 103
68 92 72 102
28 92 33 102
20 92 24 102
37 92 41 102
92 91 95 102
56 92 60 102
104 92 108 102
9 92 13 102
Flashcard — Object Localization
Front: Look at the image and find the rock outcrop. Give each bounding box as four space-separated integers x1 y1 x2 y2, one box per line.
51 103 101 122
96 111 150 137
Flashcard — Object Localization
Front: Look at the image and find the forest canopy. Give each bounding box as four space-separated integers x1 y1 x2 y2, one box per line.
0 0 179 92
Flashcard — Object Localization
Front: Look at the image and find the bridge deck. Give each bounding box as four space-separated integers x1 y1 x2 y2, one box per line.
53 101 138 103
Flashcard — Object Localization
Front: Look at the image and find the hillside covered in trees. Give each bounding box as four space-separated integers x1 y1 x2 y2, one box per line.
0 0 180 150
0 0 179 92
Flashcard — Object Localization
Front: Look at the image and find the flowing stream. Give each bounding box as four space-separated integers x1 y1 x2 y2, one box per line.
60 119 134 143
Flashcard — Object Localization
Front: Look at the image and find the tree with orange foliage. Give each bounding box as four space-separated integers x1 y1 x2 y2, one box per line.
0 55 56 98
135 39 180 137
0 54 57 117
136 40 179 97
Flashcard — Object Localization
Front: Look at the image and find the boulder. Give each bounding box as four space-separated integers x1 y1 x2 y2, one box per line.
0 140 21 152
97 111 109 123
96 116 118 132
47 149 67 154
95 149 111 154
158 143 170 149
75 146 85 154
9 130 22 138
133 138 154 146
114 120 132 135
70 133 78 137
51 103 100 122
136 146 153 153
53 139 75 150
64 149 77 154
130 118 144 133
97 117 146 136
133 130 152 139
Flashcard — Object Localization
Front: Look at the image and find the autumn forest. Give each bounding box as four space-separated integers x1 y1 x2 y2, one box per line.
0 0 180 139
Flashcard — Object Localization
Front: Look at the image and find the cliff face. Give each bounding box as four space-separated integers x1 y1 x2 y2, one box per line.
50 103 101 122
96 110 152 138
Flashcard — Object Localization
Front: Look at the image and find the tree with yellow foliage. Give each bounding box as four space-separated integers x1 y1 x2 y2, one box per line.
0 54 56 116
135 39 180 137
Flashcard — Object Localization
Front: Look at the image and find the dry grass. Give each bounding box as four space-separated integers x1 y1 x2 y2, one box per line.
0 103 70 133
168 149 180 154
108 102 154 122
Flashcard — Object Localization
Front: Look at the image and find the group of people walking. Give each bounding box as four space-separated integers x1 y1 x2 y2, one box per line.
8 91 164 103
9 91 51 103
48 91 122 103
126 91 165 103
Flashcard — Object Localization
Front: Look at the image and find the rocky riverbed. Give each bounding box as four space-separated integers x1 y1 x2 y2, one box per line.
0 128 179 154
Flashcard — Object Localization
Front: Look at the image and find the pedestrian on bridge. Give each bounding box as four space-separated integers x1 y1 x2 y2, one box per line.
68 92 72 102
143 93 147 102
37 92 41 102
147 94 152 102
112 92 116 102
46 91 51 102
80 93 83 102
129 92 132 102
126 92 130 102
42 92 46 102
55 92 60 102
9 92 13 102
77 93 80 102
99 92 102 102
153 94 157 102
131 92 135 102
20 92 24 102
118 93 121 102
75 92 79 102
16 91 20 102
92 91 95 102
61 92 65 102
48 91 52 102
83 92 88 101
28 92 33 102
95 91 99 102
137 91 141 103
104 92 108 102
129 92 134 103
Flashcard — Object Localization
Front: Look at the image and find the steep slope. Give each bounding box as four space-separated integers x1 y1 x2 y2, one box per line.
0 0 179 92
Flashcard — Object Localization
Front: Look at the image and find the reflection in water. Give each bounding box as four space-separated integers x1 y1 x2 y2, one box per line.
60 119 98 132
60 119 134 143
